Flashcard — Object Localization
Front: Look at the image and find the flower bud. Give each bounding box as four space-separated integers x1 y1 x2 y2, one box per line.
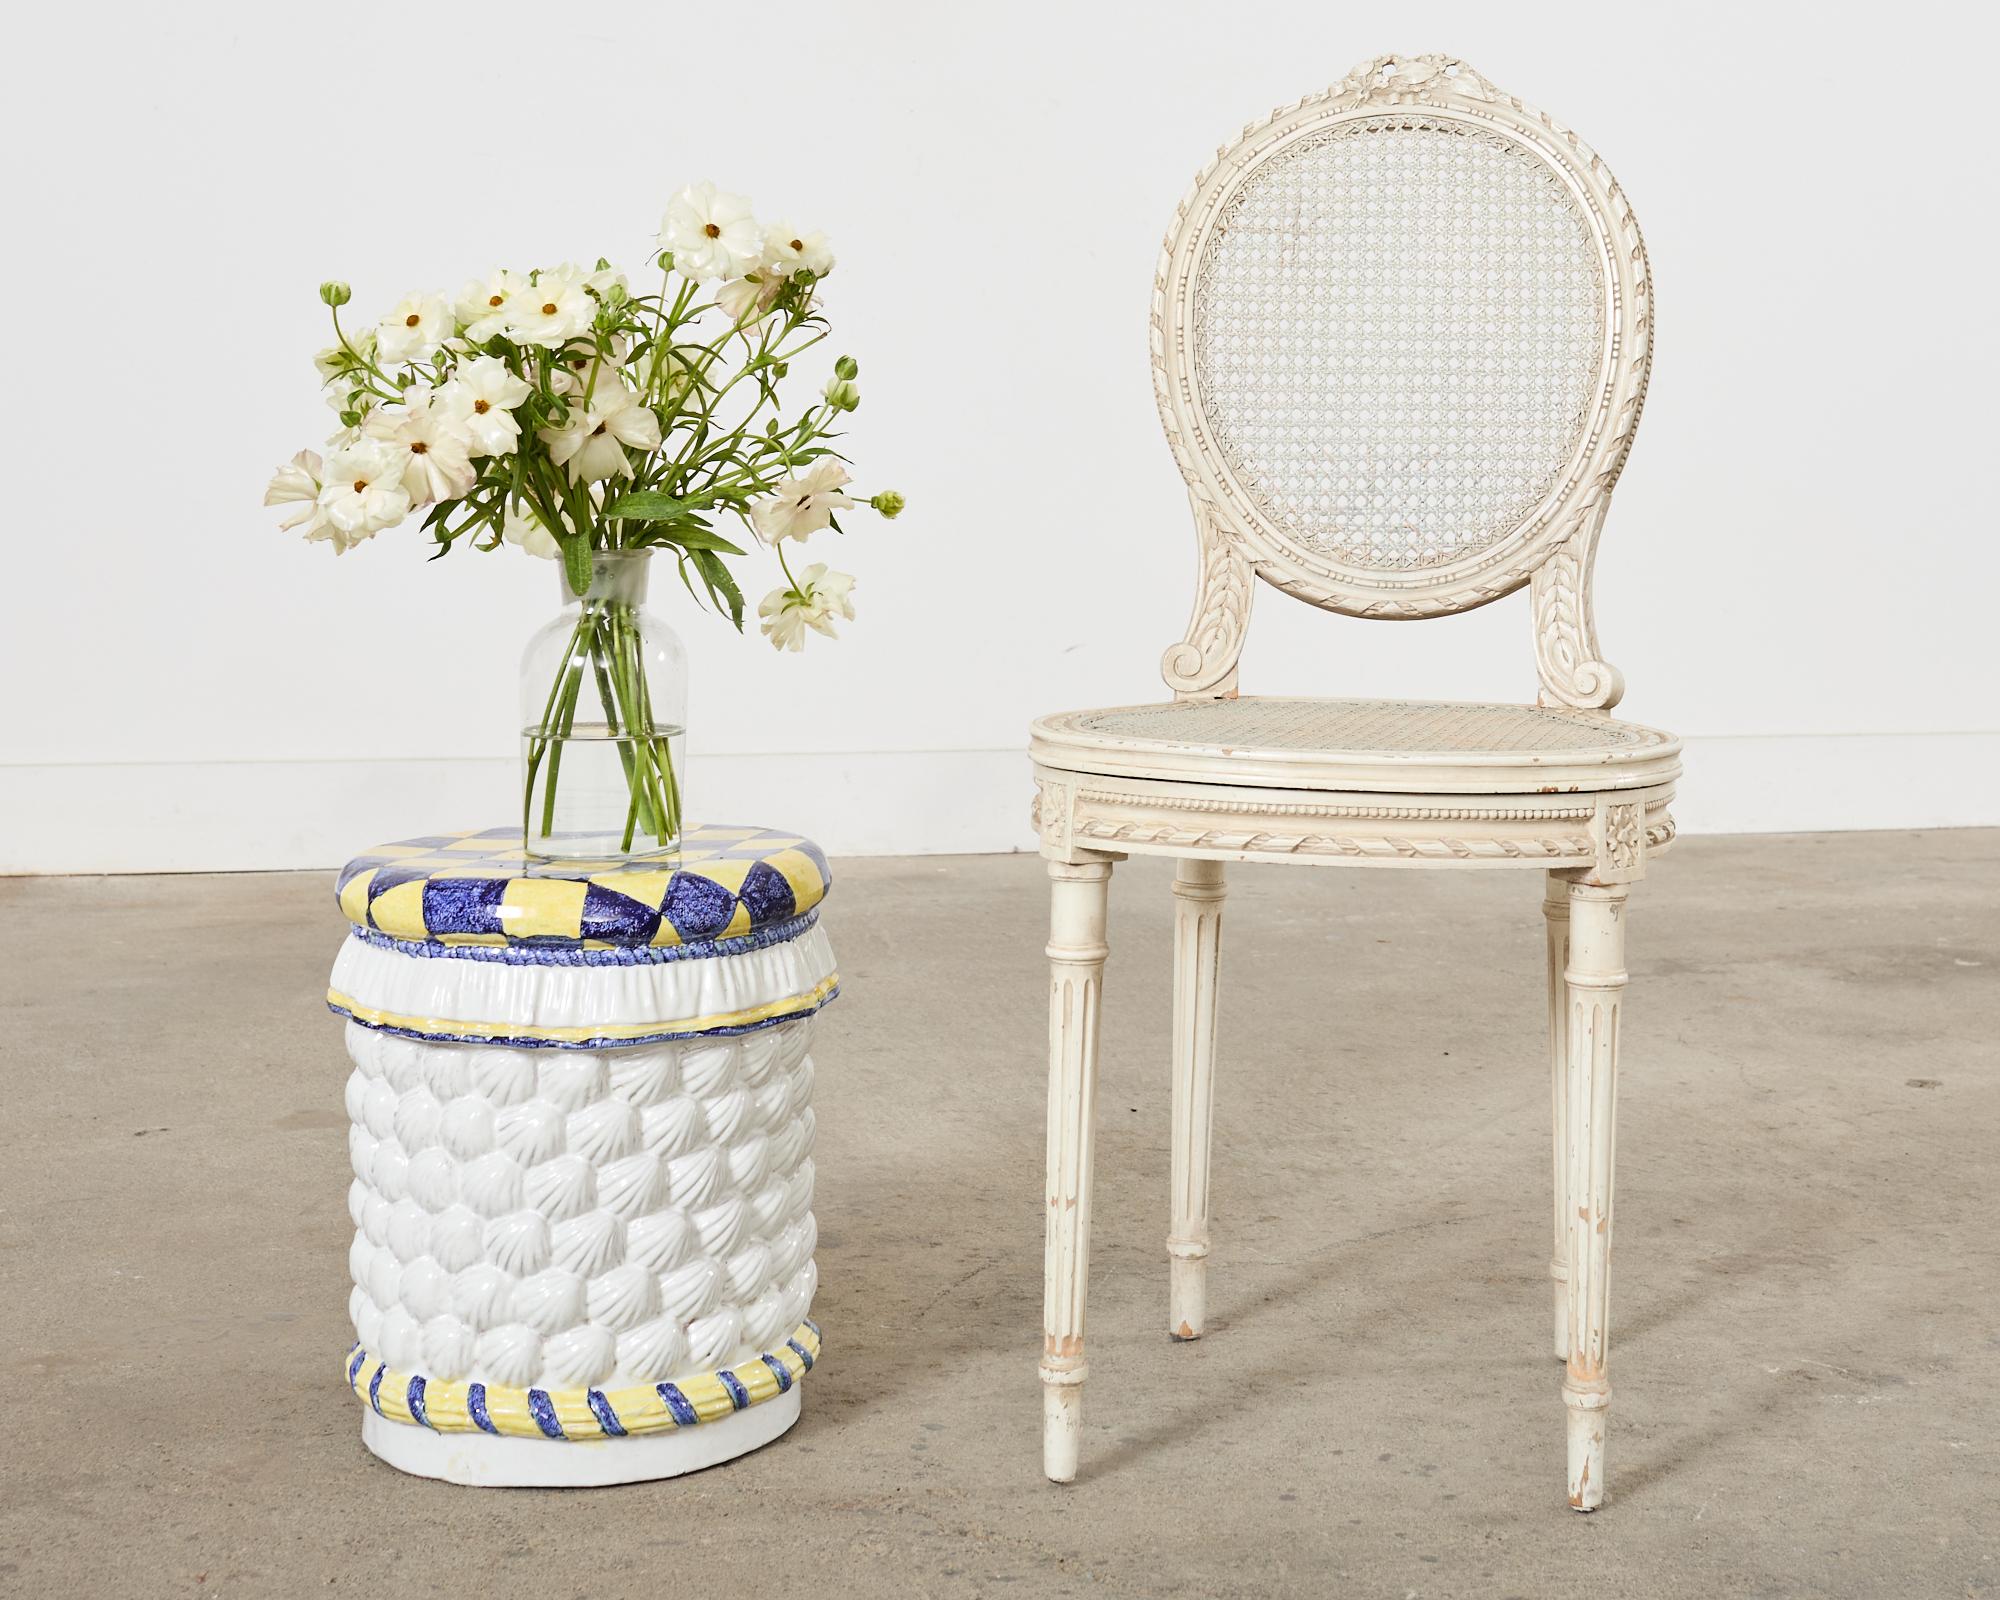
319 280 352 307
771 360 789 380
834 355 859 381
824 377 860 412
870 491 906 519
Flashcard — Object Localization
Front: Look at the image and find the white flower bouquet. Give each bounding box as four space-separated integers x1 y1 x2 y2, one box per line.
265 183 903 858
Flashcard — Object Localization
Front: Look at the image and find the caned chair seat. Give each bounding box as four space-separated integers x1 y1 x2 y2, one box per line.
1028 55 1676 1510
1033 696 1680 795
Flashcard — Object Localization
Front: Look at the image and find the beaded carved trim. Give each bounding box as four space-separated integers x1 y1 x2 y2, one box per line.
347 1320 821 1439
326 974 840 1051
349 909 820 965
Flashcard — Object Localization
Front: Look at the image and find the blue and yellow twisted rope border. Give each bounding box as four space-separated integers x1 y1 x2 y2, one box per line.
346 1321 820 1440
335 826 831 951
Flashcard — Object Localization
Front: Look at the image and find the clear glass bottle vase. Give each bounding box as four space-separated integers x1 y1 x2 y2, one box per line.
520 549 687 861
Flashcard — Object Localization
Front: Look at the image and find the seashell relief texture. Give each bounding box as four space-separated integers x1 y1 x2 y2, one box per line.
343 1016 819 1393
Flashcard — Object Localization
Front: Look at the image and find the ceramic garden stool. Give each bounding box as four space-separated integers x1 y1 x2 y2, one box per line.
326 823 836 1487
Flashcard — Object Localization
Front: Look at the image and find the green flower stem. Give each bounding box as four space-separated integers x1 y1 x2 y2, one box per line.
523 606 591 836
616 605 675 846
523 595 681 856
539 644 586 837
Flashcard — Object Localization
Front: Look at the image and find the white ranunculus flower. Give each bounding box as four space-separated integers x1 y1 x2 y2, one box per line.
503 268 593 350
316 439 413 549
377 292 451 364
748 460 854 545
537 377 662 482
761 223 834 280
715 272 783 325
265 449 334 542
456 270 528 342
550 337 632 397
445 355 532 456
501 505 561 560
366 386 477 506
757 564 856 651
660 182 760 282
806 563 855 623
757 585 812 652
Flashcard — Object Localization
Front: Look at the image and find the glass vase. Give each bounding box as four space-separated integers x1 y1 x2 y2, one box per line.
520 549 687 861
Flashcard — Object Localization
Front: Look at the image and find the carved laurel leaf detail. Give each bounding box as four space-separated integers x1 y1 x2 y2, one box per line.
1532 499 1625 710
1161 499 1254 697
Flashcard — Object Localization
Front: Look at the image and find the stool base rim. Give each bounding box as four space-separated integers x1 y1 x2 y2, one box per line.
360 1387 802 1487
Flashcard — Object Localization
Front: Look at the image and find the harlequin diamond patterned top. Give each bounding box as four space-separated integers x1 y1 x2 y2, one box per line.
1192 116 1606 571
336 825 831 950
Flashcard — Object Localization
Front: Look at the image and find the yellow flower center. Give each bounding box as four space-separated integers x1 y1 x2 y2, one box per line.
488 294 504 307
789 238 803 252
541 301 557 316
410 441 428 454
352 479 369 492
404 313 421 327
473 399 490 414
704 223 721 239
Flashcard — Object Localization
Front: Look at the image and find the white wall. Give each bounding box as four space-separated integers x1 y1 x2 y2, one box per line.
4 0 1994 873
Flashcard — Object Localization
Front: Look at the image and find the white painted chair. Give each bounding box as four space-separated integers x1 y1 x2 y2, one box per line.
1028 55 1678 1509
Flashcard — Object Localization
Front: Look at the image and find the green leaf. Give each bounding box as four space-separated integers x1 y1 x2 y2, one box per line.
657 527 745 556
561 534 593 597
601 490 695 522
690 548 745 631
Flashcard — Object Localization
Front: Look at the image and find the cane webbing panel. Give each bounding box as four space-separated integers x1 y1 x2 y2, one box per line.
1072 698 1662 757
1192 116 1606 572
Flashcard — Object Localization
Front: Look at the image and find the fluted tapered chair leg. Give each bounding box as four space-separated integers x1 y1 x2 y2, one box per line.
1041 857 1112 1483
1562 878 1628 1510
1544 873 1572 1363
1168 858 1226 1339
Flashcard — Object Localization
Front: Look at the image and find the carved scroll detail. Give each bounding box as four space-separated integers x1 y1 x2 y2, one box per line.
1533 498 1626 711
1160 497 1254 699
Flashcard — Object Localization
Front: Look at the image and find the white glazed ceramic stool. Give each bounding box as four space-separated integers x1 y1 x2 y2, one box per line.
326 823 837 1487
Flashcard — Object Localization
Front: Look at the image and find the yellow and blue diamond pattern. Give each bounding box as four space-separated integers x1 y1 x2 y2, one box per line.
335 825 830 950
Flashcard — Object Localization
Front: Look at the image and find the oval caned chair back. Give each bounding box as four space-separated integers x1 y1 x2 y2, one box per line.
1152 56 1652 709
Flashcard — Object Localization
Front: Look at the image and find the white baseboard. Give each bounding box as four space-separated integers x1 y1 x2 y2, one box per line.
2 731 1994 875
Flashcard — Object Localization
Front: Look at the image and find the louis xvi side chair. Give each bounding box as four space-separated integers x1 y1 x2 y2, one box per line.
1027 55 1679 1510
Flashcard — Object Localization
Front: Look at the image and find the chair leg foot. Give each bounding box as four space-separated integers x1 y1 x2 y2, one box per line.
1565 1386 1609 1511
1042 1379 1083 1483
1169 1253 1206 1340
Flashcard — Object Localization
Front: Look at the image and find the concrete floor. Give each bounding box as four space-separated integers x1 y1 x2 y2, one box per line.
2 831 1996 1598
